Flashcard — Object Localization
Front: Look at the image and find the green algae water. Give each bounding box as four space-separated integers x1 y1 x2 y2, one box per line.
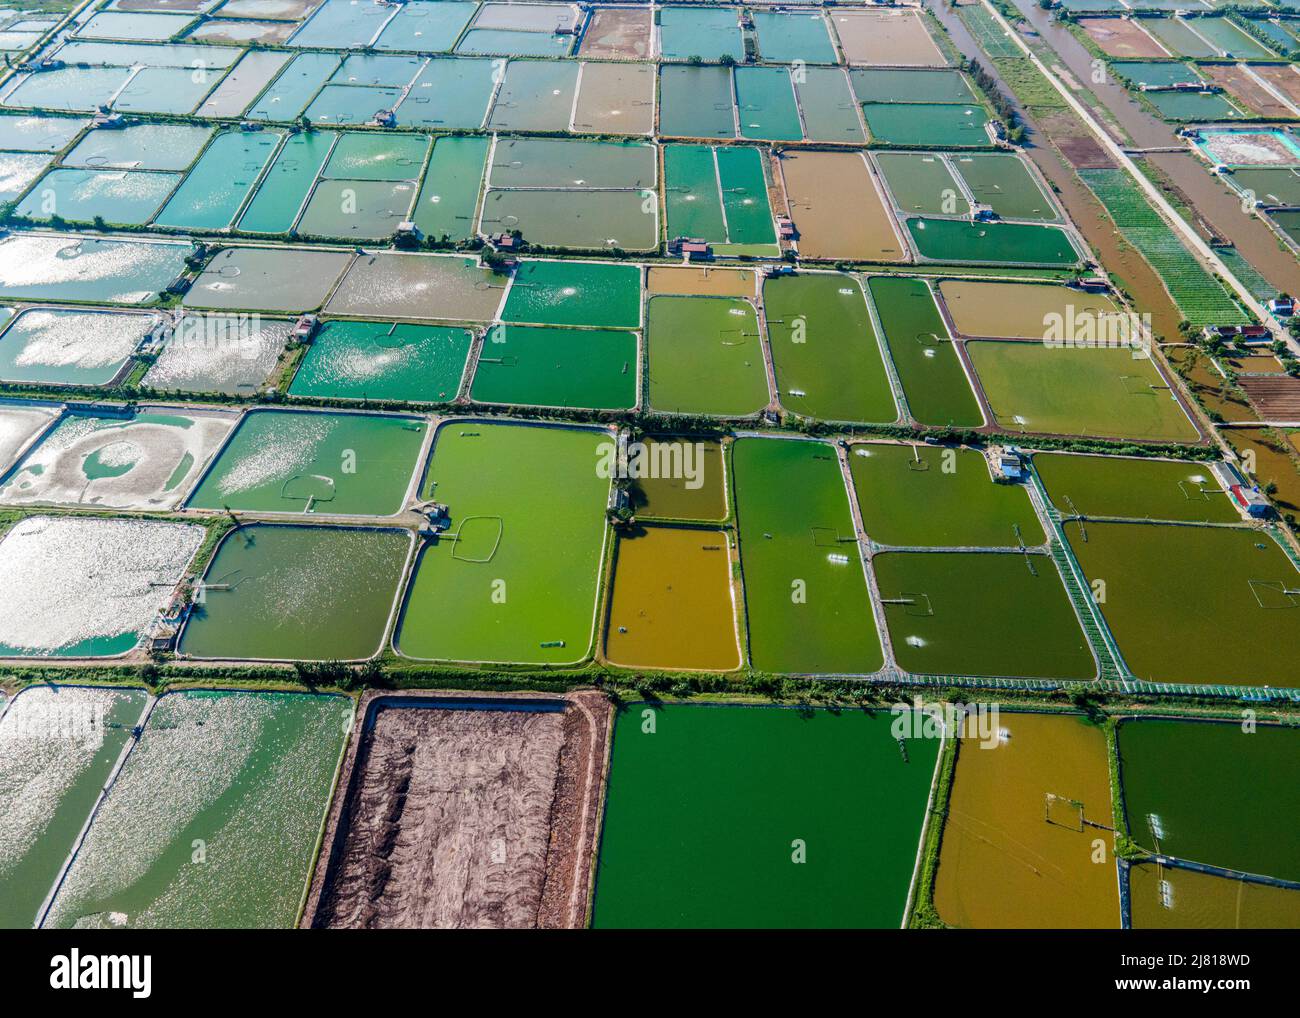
848 443 1043 547
874 551 1094 680
1119 719 1300 881
1065 522 1300 687
0 686 148 928
907 218 1079 266
43 691 348 929
970 342 1198 442
646 295 769 416
154 130 283 231
765 273 895 424
592 704 939 928
238 130 337 234
1033 453 1240 523
733 437 882 673
867 277 981 427
179 525 411 660
396 422 610 664
413 135 488 242
501 259 641 328
288 320 471 403
187 409 427 516
735 66 802 142
471 325 636 410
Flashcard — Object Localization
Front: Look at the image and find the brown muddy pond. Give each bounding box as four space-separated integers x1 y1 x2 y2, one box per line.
1129 864 1300 929
646 266 756 298
780 150 905 262
572 62 654 135
937 280 1122 339
935 711 1120 928
604 526 741 671
628 437 728 521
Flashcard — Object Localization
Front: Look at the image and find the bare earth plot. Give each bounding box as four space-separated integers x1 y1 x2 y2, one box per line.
305 691 610 929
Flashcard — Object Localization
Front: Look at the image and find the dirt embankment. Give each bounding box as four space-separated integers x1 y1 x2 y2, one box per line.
304 690 611 929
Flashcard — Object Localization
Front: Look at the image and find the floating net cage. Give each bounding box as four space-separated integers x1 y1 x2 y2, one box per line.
1044 792 1085 833
280 473 336 506
450 515 504 564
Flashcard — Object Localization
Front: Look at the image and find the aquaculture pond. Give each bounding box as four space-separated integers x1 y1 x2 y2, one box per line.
63 122 211 172
764 273 895 424
867 277 981 427
628 436 728 522
154 129 283 231
288 320 471 403
848 444 1044 548
397 57 497 130
658 5 743 62
795 67 865 144
395 422 610 664
861 102 990 148
968 343 1197 442
604 527 740 672
0 234 189 304
646 295 769 417
647 265 755 298
0 408 235 511
1128 865 1300 929
187 246 354 313
779 150 903 261
573 61 656 136
935 712 1120 928
875 152 967 217
949 153 1059 221
0 308 152 387
1066 522 1300 688
325 252 504 321
470 325 637 411
733 437 882 674
43 691 348 929
658 65 735 139
753 9 837 64
1118 719 1300 881
180 525 411 661
0 686 150 929
297 179 418 240
0 516 202 657
663 145 777 251
907 218 1078 266
874 551 1093 679
487 60 579 133
735 66 802 142
1033 453 1241 523
501 259 640 329
412 135 489 242
142 315 290 396
186 410 427 516
592 705 939 928
937 280 1123 339
0 402 56 476
480 188 656 251
15 168 180 226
